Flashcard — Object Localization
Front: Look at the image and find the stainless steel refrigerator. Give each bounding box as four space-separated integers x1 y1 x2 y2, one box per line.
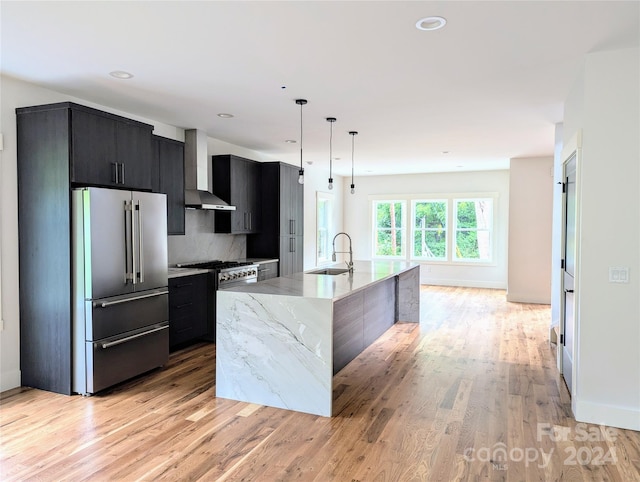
72 187 169 395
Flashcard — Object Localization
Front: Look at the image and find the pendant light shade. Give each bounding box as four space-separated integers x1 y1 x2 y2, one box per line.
295 99 307 184
349 131 358 194
326 117 336 190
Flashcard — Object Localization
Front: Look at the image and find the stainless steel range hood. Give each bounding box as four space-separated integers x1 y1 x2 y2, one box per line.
184 129 236 210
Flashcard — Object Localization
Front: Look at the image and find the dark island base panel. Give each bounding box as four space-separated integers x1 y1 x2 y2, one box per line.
215 262 420 417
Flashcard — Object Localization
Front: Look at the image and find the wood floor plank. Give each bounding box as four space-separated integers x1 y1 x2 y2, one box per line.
2 286 639 481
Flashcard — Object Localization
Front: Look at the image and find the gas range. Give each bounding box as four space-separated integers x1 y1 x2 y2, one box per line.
176 260 259 288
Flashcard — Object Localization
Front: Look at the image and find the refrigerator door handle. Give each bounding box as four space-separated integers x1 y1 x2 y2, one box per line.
101 324 168 349
124 200 134 284
136 200 144 283
130 199 138 285
94 288 169 308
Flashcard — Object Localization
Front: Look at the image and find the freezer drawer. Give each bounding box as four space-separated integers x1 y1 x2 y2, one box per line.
82 322 169 395
87 289 168 340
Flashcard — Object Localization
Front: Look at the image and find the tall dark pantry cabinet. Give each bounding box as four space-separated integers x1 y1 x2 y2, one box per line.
15 102 156 394
247 162 304 276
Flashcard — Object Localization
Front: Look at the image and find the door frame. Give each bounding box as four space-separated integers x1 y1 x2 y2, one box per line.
559 129 582 404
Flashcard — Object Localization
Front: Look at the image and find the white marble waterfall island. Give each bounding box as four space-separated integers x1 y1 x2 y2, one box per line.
215 261 420 416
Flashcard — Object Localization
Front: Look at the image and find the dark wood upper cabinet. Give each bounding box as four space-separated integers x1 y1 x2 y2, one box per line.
67 104 153 190
212 154 261 234
152 135 185 235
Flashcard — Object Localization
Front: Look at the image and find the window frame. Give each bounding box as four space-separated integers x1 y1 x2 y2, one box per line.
370 192 498 266
453 197 494 263
411 198 448 261
371 199 407 259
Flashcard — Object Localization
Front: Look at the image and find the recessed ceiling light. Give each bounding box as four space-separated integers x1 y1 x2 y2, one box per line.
442 151 450 154
109 70 133 79
217 113 234 118
415 16 447 31
306 161 313 165
285 139 297 144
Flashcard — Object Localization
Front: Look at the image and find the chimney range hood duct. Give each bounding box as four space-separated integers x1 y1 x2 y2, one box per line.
184 129 236 210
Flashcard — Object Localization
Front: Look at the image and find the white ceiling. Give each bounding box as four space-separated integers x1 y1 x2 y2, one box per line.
2 1 638 176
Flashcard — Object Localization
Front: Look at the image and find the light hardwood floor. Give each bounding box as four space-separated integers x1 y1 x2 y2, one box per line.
1 286 639 481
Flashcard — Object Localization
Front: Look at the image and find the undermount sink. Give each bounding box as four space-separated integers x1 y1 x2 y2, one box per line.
307 268 351 275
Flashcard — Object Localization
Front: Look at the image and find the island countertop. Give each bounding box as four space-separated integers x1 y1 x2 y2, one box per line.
219 260 418 300
215 261 420 417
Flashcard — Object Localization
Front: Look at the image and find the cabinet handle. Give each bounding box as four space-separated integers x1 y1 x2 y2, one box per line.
290 237 295 252
175 302 194 309
119 163 125 185
249 212 252 230
565 289 574 293
243 212 247 230
112 162 119 183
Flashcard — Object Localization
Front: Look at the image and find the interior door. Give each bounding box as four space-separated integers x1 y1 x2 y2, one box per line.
562 153 577 394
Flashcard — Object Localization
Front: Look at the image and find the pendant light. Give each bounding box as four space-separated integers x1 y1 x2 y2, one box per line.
295 99 307 184
326 117 336 190
349 131 358 194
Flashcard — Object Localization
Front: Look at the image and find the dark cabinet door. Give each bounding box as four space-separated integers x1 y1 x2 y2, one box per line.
70 107 152 190
213 155 261 234
279 236 303 276
245 160 261 233
70 109 118 186
278 164 303 236
279 165 293 236
168 274 208 349
153 135 185 235
230 159 249 233
116 122 152 190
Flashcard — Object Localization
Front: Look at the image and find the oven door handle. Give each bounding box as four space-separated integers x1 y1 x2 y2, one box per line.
94 289 169 308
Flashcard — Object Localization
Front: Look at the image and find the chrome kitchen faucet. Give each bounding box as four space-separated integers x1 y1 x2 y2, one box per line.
332 232 354 273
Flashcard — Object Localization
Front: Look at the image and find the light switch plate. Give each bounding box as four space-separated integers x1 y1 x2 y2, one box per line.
609 267 630 283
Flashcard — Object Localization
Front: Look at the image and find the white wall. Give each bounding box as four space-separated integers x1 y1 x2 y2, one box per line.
507 157 554 304
562 47 640 430
342 170 510 289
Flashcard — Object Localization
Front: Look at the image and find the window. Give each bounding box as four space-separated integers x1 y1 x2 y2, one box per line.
371 194 495 264
454 198 493 262
316 192 334 264
412 200 447 260
373 200 405 258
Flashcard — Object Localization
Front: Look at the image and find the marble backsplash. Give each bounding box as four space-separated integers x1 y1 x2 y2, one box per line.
167 209 245 265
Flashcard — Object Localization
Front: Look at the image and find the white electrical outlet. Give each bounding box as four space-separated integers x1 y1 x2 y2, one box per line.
609 267 630 283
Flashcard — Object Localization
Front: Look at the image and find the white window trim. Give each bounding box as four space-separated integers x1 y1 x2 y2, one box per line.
369 192 498 266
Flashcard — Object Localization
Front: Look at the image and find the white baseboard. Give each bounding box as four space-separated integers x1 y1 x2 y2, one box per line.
506 292 551 304
0 369 21 393
420 278 507 290
575 399 640 431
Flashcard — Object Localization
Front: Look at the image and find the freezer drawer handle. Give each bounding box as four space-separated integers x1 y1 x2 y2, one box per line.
101 324 168 349
94 289 169 308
